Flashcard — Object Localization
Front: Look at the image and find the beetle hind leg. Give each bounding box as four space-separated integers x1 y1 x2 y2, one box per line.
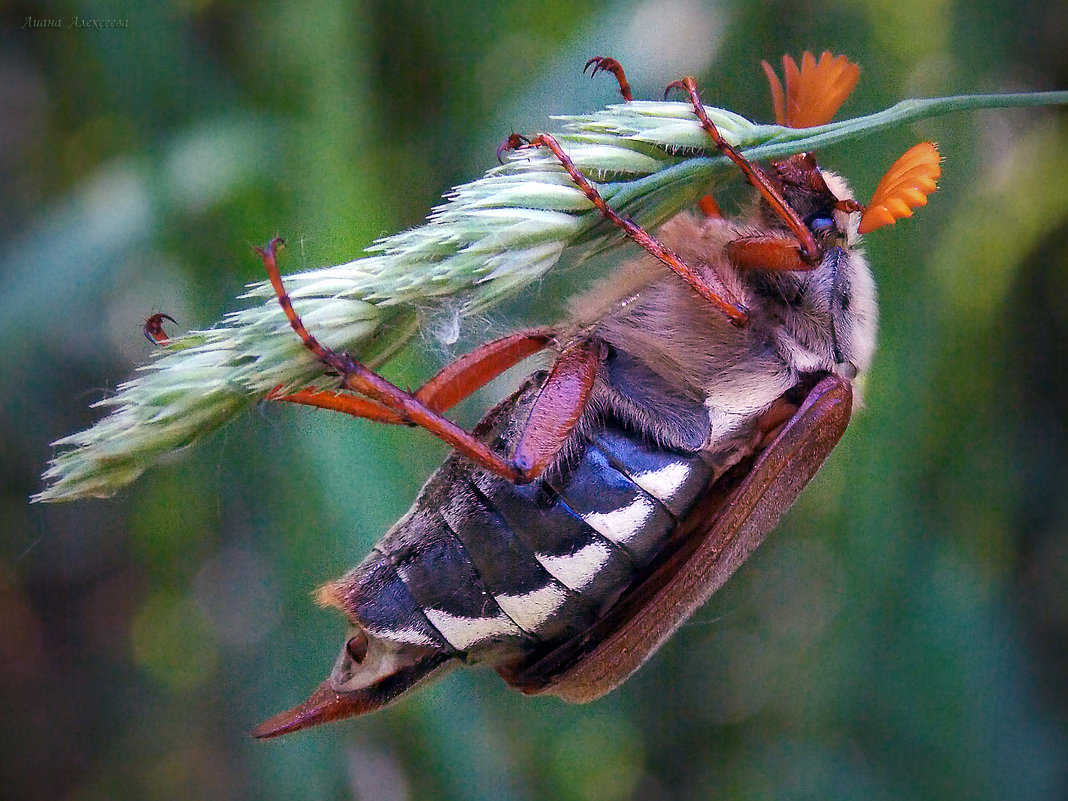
258 238 603 483
271 327 558 425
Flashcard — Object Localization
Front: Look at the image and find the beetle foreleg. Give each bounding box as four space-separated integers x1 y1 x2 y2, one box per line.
666 76 823 266
500 133 750 326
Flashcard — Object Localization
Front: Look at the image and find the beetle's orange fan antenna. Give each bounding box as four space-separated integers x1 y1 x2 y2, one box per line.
761 51 860 128
859 142 942 234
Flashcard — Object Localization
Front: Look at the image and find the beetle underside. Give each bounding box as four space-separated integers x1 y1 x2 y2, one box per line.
254 373 851 738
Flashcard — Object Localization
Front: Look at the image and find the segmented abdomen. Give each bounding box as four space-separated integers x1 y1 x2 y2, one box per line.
339 377 714 666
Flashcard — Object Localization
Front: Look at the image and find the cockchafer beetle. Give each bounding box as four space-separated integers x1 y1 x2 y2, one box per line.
252 52 939 737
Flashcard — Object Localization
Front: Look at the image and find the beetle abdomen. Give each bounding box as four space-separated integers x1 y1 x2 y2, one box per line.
337 373 715 669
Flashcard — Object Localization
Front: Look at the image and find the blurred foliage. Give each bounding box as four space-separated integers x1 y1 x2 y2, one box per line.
2 1 1066 800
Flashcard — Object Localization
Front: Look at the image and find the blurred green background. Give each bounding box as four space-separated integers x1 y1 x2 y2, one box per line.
3 0 1066 799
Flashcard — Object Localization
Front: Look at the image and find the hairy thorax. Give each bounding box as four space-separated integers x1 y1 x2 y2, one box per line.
568 211 877 457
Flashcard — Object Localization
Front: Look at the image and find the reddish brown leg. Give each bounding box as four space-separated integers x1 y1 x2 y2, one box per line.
413 328 555 413
497 132 528 164
502 134 749 326
281 334 602 481
727 236 811 273
755 396 800 446
144 313 176 345
275 328 556 424
272 388 406 424
584 56 633 101
512 337 603 475
258 238 599 482
666 76 822 266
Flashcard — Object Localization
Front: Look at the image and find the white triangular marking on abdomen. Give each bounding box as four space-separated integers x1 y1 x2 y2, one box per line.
537 543 611 591
581 495 654 544
494 584 569 632
373 626 439 647
632 462 690 504
422 608 523 651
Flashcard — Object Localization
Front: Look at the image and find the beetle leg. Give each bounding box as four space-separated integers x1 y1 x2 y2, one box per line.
497 132 528 164
510 337 604 477
413 328 556 412
270 388 407 424
755 395 801 444
726 235 814 273
258 238 528 481
276 332 599 482
666 76 822 266
501 133 750 326
584 56 633 101
274 328 557 424
259 237 596 483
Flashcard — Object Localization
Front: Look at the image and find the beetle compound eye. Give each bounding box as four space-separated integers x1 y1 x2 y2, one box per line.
835 361 859 380
345 632 369 664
